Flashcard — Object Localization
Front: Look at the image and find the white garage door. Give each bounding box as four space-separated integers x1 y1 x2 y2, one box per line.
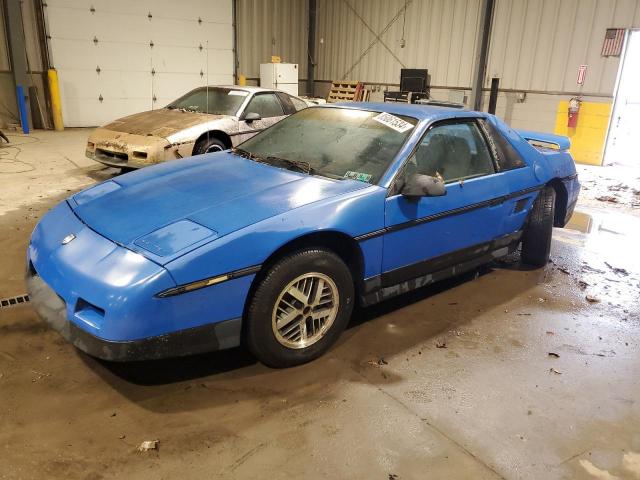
45 0 234 127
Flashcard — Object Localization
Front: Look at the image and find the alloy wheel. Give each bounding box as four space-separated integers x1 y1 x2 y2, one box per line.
271 272 339 349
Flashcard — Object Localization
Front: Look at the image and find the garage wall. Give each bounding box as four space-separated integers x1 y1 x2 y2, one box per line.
315 0 481 87
0 0 48 128
236 0 640 134
236 0 307 81
45 0 234 127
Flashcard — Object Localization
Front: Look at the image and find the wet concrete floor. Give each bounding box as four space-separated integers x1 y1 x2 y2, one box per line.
1 130 640 479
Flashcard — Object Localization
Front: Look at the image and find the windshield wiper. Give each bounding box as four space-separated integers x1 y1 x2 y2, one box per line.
265 156 315 175
232 147 266 163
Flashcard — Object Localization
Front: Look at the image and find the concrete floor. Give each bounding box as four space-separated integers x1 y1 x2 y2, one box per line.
1 129 640 480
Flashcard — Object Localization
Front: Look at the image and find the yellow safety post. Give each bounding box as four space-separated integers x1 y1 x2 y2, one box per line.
47 69 64 131
238 74 246 86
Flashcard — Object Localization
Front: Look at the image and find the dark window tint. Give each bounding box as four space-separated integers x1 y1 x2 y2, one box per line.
478 118 525 171
289 95 308 111
413 122 495 182
245 93 284 118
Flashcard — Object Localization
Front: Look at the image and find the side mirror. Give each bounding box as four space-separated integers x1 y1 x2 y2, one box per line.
244 112 261 122
401 173 446 198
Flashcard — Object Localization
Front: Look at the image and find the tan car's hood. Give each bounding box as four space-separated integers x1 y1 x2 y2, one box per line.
103 109 229 138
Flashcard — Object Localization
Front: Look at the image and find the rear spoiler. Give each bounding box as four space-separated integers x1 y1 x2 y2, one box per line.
516 130 570 151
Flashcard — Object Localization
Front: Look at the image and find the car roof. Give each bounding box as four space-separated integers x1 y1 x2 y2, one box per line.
329 102 485 122
210 85 280 94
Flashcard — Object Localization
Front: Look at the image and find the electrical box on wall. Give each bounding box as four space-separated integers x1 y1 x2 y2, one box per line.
260 63 299 96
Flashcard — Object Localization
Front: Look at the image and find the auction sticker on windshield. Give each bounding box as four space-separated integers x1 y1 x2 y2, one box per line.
372 112 414 133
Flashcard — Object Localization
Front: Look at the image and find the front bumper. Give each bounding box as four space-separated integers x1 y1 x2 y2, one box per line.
85 128 180 169
27 263 242 362
27 200 250 361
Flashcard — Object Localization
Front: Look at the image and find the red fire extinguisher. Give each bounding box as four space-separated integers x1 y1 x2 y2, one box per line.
567 96 581 128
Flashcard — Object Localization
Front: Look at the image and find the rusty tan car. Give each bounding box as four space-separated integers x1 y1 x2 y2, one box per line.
86 86 310 169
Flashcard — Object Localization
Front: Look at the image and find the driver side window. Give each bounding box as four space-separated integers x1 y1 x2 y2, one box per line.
245 93 284 119
413 121 495 183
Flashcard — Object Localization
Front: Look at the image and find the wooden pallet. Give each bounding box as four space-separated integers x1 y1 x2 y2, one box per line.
327 81 361 103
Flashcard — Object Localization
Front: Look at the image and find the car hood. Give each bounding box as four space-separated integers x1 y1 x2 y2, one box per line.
102 108 229 138
70 153 370 264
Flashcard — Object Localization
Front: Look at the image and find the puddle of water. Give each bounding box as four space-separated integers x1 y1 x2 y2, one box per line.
566 210 594 234
565 209 632 237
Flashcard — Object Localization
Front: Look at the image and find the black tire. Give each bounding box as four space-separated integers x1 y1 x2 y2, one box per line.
521 186 556 267
193 136 227 155
245 248 355 368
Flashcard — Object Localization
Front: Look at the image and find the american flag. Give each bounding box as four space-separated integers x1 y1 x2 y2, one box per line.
601 28 625 56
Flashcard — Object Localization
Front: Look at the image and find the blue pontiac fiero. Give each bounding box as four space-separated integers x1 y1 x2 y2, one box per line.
27 103 579 367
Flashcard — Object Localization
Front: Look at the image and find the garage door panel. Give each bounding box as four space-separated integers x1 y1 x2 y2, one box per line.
46 6 97 39
46 0 233 127
91 13 153 43
149 18 206 46
91 0 150 16
57 69 99 100
49 38 97 70
152 45 203 73
203 25 234 50
206 50 234 75
153 72 204 99
153 0 232 23
94 99 152 126
97 71 150 99
96 44 151 73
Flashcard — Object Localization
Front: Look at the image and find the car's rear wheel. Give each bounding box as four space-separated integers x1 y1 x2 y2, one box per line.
245 249 354 368
193 137 226 155
521 186 556 267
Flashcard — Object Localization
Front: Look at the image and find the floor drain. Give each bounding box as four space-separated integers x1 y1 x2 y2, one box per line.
0 294 30 308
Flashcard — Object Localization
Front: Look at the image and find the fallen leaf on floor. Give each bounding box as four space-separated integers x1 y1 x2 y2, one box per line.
537 297 546 303
546 331 554 335
137 440 159 452
517 313 532 316
549 368 563 375
389 475 399 480
435 340 447 349
578 280 589 290
118 435 126 440
548 352 560 358
558 267 571 274
596 195 619 203
586 295 601 303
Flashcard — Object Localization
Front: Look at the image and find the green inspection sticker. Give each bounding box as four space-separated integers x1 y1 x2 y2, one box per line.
344 171 373 183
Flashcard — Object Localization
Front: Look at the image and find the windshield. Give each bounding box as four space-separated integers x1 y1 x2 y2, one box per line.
166 87 248 115
237 107 417 183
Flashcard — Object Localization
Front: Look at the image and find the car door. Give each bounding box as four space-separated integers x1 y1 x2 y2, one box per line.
236 92 288 144
476 117 541 236
381 119 509 287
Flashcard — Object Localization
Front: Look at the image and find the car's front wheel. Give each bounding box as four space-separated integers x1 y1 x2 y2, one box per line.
193 137 226 155
245 249 354 368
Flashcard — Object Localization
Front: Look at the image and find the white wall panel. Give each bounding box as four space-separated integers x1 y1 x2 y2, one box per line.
46 0 234 127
